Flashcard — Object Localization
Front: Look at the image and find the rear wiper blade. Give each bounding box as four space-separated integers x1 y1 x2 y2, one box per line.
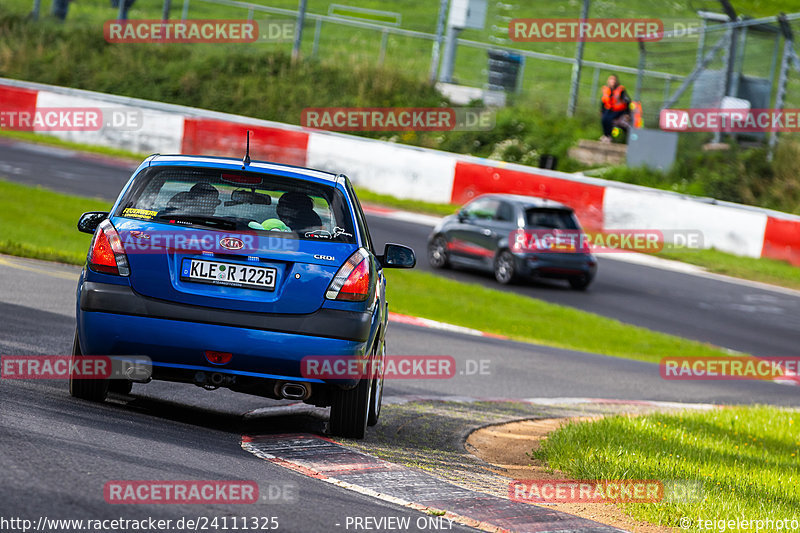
155 214 237 230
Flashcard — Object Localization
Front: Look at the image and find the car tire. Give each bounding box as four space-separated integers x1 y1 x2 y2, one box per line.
68 330 109 402
108 379 133 395
428 235 450 269
367 340 385 427
494 250 517 285
329 377 372 439
569 275 592 291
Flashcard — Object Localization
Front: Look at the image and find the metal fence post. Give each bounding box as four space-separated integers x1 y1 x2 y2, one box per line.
662 78 672 107
292 0 308 62
729 26 747 98
429 0 449 83
378 28 389 66
567 0 590 116
768 40 790 161
516 55 526 93
589 66 600 105
635 39 645 101
162 0 171 21
769 15 795 161
713 28 734 143
695 19 707 68
439 24 461 83
768 33 781 89
312 18 322 58
30 0 41 19
181 0 189 20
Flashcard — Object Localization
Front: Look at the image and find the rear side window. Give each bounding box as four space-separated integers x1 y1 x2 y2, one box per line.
344 178 373 252
525 208 579 230
115 166 356 243
464 198 499 220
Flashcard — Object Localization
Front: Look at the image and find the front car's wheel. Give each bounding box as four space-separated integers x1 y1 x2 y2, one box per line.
68 330 109 402
329 376 372 439
428 235 450 269
494 250 517 284
569 275 592 291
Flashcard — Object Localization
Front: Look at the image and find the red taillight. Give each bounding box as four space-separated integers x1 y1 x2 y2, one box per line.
88 220 129 276
90 230 117 273
326 248 371 302
205 351 233 365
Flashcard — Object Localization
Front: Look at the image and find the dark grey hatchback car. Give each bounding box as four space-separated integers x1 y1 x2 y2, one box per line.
427 194 597 290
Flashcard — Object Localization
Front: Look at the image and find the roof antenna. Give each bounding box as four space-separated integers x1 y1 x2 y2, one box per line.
242 130 251 169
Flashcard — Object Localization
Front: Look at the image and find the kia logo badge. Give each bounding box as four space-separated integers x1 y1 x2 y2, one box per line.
220 237 244 251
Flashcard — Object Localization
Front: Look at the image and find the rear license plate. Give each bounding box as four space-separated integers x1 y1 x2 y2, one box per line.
181 258 276 291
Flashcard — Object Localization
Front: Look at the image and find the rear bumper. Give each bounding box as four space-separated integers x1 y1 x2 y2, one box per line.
518 254 597 280
77 311 367 387
80 281 372 342
77 282 374 388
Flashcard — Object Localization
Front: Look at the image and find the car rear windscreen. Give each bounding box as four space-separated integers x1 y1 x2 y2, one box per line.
525 208 579 230
115 166 356 243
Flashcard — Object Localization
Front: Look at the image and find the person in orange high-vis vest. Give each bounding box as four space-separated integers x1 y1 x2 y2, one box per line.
600 75 631 142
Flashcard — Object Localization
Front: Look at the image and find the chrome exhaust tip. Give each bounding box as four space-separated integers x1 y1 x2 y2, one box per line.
276 382 310 400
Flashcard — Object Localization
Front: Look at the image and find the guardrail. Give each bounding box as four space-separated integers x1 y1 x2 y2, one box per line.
3 77 799 266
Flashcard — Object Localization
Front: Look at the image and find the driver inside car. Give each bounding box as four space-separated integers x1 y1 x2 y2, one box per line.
164 182 222 217
276 191 323 231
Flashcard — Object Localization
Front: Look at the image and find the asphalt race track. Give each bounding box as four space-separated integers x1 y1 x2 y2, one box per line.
0 245 798 531
2 139 800 357
1 140 799 532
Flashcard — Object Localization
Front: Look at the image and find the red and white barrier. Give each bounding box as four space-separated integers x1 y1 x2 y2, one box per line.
1 78 799 265
34 90 185 154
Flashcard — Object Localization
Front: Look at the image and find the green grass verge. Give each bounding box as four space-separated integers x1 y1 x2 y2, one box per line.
1 177 733 360
532 406 800 529
384 269 732 362
660 247 800 291
354 187 458 217
5 5 800 212
0 130 144 161
0 179 110 264
5 128 800 293
6 127 800 292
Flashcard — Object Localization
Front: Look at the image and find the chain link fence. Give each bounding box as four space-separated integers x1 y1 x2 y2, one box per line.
175 0 683 117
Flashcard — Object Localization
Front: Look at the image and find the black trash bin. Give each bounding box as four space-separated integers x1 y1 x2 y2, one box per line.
487 50 523 93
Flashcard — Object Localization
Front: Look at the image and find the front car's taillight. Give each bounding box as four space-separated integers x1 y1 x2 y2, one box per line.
88 219 130 276
326 248 371 302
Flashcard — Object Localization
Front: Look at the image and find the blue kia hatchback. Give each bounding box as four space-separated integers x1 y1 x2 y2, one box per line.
73 154 415 439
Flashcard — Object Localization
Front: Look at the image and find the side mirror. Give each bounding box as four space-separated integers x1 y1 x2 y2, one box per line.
77 211 109 234
457 209 468 223
379 243 416 269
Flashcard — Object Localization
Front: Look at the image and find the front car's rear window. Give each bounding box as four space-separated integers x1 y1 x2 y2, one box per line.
115 166 356 243
525 208 579 230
